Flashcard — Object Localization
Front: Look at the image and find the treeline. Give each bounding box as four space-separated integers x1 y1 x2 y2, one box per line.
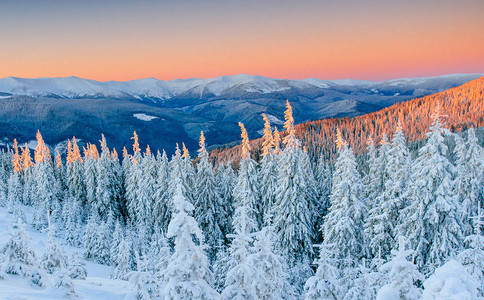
0 100 483 299
210 76 484 165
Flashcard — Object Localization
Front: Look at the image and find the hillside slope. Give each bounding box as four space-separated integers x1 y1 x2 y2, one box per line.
210 76 484 164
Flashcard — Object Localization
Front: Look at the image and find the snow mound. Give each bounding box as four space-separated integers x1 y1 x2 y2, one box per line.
422 260 479 300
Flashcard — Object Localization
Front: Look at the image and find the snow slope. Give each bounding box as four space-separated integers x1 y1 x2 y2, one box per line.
0 206 134 299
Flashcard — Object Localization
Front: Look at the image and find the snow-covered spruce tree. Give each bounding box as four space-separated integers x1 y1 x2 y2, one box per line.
63 195 83 247
159 183 219 299
7 171 22 214
110 220 124 264
83 211 111 264
314 153 332 226
322 129 368 269
458 204 484 296
1 218 46 286
221 207 257 298
53 270 76 297
95 134 121 219
365 134 390 203
65 137 87 214
40 217 68 274
376 237 423 300
153 149 169 227
181 142 196 204
0 148 13 206
68 251 87 280
135 145 157 232
247 226 287 300
125 131 143 224
21 144 35 206
273 100 314 280
343 259 382 300
259 113 279 224
32 131 60 228
366 123 411 259
127 252 155 300
194 131 227 260
112 238 133 280
304 245 342 300
232 123 260 234
83 142 99 214
216 161 236 229
7 139 23 212
454 127 484 234
398 105 464 274
213 240 230 293
155 144 187 231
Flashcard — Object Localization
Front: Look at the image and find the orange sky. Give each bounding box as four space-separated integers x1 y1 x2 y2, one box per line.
0 0 483 81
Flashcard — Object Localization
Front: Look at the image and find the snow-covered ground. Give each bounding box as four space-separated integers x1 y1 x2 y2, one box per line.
133 113 159 121
0 206 134 299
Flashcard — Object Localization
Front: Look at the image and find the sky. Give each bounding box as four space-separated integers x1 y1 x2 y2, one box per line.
0 0 483 81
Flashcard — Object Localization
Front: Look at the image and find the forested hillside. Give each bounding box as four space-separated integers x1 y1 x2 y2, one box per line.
210 76 484 164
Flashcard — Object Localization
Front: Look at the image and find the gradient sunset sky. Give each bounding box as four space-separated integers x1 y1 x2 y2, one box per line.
1 0 483 81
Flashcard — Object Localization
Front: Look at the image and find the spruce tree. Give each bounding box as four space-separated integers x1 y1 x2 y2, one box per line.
40 218 68 274
377 237 423 300
399 105 464 274
159 183 219 299
259 113 279 224
322 129 368 268
304 245 342 300
194 131 227 260
247 226 287 300
1 218 46 286
458 204 484 296
273 101 314 269
366 124 410 259
454 127 484 234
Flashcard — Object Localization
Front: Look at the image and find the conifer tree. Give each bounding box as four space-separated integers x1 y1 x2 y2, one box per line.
153 149 169 226
95 134 120 219
247 226 287 300
156 144 185 231
366 124 410 259
458 204 484 296
83 211 111 264
273 100 314 292
40 217 68 274
83 143 98 213
314 154 332 225
454 127 484 234
65 137 87 214
259 114 279 224
377 237 423 300
216 161 235 229
1 218 46 286
399 105 464 274
32 131 60 228
322 129 368 268
232 123 260 234
125 131 143 224
112 238 134 280
194 131 227 260
304 245 342 300
68 251 87 280
159 183 218 299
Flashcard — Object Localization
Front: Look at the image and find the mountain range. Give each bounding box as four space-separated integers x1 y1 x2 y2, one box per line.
0 73 481 155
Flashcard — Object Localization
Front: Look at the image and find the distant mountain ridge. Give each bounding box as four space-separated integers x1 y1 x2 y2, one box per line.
0 74 481 104
0 73 481 156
